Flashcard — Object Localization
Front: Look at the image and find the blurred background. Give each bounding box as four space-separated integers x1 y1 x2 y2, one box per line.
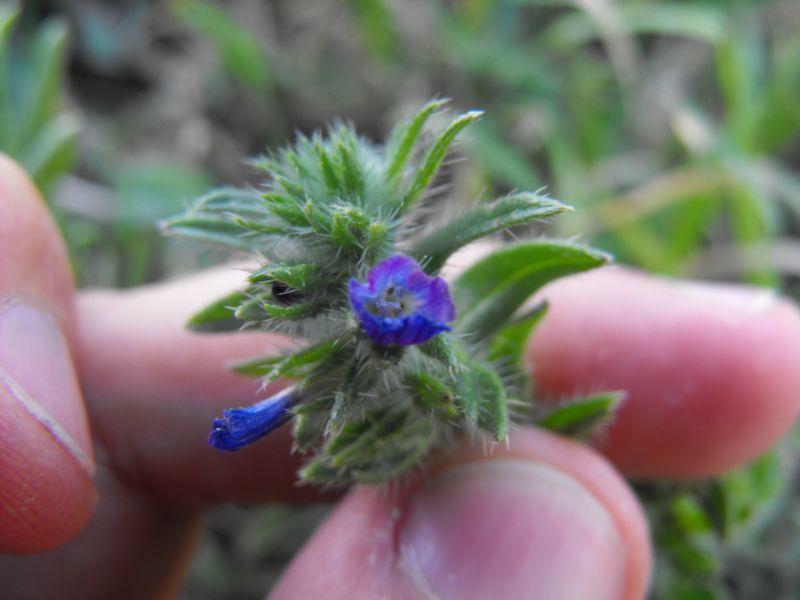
2 0 800 598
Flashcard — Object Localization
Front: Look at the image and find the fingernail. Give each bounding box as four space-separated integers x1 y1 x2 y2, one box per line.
673 280 777 314
399 460 625 600
0 300 94 476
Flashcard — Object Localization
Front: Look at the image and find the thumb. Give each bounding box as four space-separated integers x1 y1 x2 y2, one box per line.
271 428 650 600
0 155 96 553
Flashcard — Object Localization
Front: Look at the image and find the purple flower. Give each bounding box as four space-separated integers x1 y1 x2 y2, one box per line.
349 254 456 346
209 387 299 451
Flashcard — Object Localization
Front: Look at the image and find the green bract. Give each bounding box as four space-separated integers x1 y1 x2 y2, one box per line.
163 100 615 485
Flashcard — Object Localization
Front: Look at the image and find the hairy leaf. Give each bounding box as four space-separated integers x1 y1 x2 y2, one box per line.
400 110 483 212
414 193 570 273
186 289 247 333
453 241 610 341
536 392 623 438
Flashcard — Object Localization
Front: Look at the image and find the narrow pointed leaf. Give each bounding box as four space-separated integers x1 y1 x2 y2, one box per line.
161 188 276 248
18 19 68 150
488 302 549 366
386 99 449 181
337 142 363 195
293 412 328 452
19 116 79 194
417 336 462 372
414 193 571 273
232 340 336 379
0 4 20 150
327 404 406 459
455 362 502 425
173 0 271 89
453 241 610 341
406 371 457 415
187 289 247 332
537 392 624 438
400 110 484 212
249 263 318 289
317 145 340 192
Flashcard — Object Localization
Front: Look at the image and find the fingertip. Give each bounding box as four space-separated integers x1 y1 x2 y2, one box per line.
0 153 74 330
0 383 97 553
272 428 650 600
0 155 95 553
528 268 800 478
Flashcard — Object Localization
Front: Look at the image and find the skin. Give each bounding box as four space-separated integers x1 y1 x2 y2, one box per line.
1 154 800 599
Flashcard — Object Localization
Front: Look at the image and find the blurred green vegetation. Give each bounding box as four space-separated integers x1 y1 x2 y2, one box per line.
3 0 800 598
0 2 76 195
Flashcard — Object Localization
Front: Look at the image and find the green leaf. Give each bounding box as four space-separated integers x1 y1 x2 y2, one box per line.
536 392 623 438
323 405 434 482
417 336 462 372
365 221 390 257
413 192 570 274
161 216 258 249
19 115 79 195
173 0 271 90
453 241 610 341
292 412 328 452
262 301 317 320
352 441 431 483
400 110 484 212
621 3 726 43
337 141 363 195
330 207 370 251
671 495 713 534
186 289 247 332
17 19 68 152
406 371 458 416
161 188 276 248
476 370 508 441
455 361 503 426
298 458 353 486
471 119 541 190
293 396 335 416
333 417 430 470
664 580 719 600
0 3 20 149
248 263 318 290
316 145 340 192
326 404 405 458
113 162 211 230
233 295 271 321
488 301 549 366
708 450 782 537
386 99 449 182
232 340 336 379
261 195 307 231
347 0 398 63
329 360 378 430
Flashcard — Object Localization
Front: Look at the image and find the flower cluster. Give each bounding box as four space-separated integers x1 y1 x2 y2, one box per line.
209 255 455 452
165 100 609 485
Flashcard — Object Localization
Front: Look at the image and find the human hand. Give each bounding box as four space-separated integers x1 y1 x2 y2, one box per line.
1 155 799 599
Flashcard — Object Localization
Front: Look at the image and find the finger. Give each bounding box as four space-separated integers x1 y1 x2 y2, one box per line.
0 155 96 552
0 462 202 600
271 427 650 600
75 269 315 507
528 267 800 479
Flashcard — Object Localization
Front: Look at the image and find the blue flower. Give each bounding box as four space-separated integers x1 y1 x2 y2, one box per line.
209 387 299 451
349 254 456 346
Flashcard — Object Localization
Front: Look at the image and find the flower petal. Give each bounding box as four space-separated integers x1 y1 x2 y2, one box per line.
209 387 298 451
350 254 456 346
